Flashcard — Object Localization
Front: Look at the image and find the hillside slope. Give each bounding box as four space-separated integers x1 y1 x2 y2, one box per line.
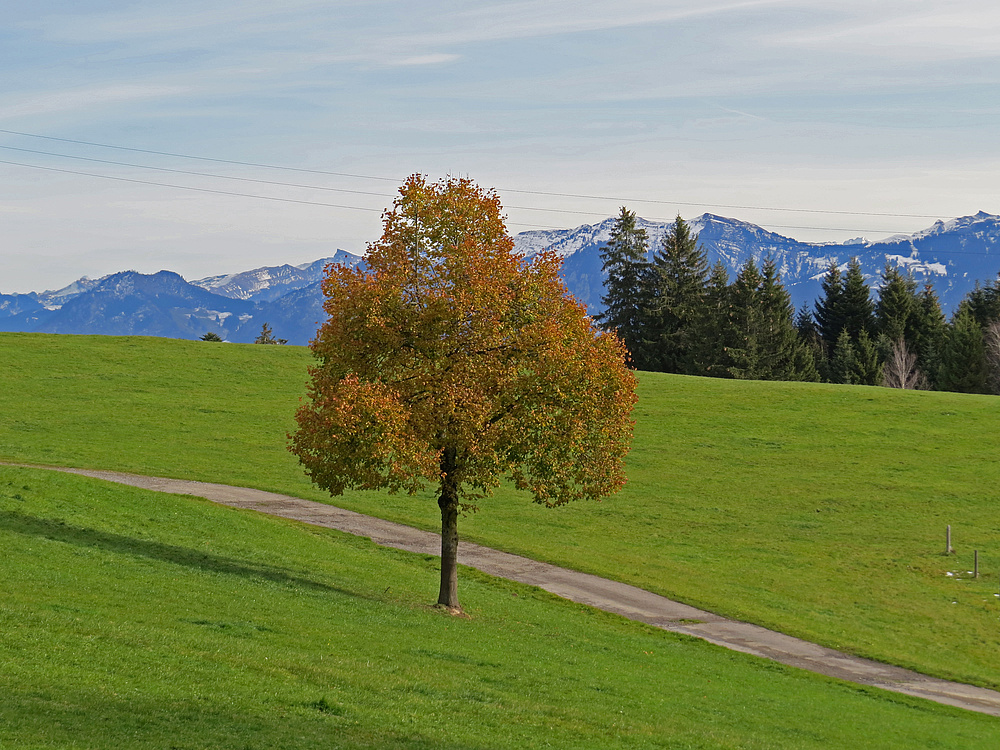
1 332 998 690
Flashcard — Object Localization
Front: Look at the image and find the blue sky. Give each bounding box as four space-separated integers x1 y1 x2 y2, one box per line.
2 1 999 292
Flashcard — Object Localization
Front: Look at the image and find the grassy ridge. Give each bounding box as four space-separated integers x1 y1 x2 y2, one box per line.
3 465 999 749
1 332 1000 690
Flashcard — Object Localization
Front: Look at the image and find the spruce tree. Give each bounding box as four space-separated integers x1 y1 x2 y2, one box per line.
830 329 858 384
964 275 1000 328
796 302 826 380
841 257 876 342
646 215 708 374
851 329 882 386
758 259 819 381
911 284 947 388
814 262 846 351
938 306 989 393
725 258 765 380
597 207 651 369
724 258 815 381
876 263 917 344
692 261 732 377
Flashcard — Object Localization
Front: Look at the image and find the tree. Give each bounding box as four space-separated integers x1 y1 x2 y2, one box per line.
814 262 846 350
876 264 917 344
255 322 287 345
911 284 946 388
596 207 651 369
646 215 708 374
852 328 882 386
841 258 876 342
937 306 989 394
829 329 858 384
964 276 1000 328
882 338 928 390
289 175 637 611
200 331 223 342
723 258 817 381
986 321 1000 395
691 261 731 377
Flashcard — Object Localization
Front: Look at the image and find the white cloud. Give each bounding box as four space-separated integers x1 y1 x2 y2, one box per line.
0 84 190 121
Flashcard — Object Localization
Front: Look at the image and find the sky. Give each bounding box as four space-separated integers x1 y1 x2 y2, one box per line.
2 0 1000 293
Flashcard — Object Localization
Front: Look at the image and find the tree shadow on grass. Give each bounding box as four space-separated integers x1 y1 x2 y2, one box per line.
0 508 369 600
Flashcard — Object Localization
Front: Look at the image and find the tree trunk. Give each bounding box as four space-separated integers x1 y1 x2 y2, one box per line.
437 446 461 610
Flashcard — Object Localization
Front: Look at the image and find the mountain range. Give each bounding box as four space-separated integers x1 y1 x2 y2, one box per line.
2 212 998 346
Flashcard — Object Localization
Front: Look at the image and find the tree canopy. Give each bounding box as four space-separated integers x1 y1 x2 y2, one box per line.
289 175 637 610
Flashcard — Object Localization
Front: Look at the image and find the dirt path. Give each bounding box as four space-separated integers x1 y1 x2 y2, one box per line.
22 464 1000 717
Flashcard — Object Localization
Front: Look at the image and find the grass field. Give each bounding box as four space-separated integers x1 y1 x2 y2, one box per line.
1 332 999 693
3 464 1000 749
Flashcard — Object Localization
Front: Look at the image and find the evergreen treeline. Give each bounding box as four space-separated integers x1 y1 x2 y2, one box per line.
597 207 1000 395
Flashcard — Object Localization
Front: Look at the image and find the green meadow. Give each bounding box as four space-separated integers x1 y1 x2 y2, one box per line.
1 333 999 706
4 465 998 748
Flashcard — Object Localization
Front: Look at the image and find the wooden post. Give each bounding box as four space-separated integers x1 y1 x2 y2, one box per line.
974 550 979 579
947 525 953 555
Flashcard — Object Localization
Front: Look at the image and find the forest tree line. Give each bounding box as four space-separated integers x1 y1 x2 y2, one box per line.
598 208 1000 394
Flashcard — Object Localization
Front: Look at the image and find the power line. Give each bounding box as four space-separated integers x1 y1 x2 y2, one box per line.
0 128 401 182
0 144 617 219
3 156 998 250
0 144 398 199
0 158 926 235
0 159 387 212
0 158 562 230
0 127 947 222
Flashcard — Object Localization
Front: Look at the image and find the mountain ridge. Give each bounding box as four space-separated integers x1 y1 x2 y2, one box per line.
2 211 998 345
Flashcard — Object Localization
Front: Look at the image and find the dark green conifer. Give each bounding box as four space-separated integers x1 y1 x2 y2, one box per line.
830 328 858 384
911 284 947 388
692 261 732 377
814 262 845 350
646 215 708 374
876 263 917 344
964 275 1000 328
597 207 651 369
938 306 989 393
841 257 876 342
851 329 882 386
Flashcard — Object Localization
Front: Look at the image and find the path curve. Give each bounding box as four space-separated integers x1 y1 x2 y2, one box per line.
18 464 1000 718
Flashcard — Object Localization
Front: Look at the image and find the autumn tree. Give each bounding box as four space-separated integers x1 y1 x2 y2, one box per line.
289 175 637 611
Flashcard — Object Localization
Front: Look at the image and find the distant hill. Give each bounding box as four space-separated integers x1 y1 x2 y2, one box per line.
2 212 999 344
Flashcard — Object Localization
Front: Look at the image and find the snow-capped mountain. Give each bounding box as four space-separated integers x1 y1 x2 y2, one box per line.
513 211 1000 313
191 250 363 302
1 212 998 344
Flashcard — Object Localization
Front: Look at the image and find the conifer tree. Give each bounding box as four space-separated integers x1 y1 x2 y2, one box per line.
876 264 918 344
938 306 989 393
851 329 882 386
692 261 732 377
964 276 1000 328
814 262 846 350
725 258 765 379
911 284 947 388
759 259 819 381
830 329 858 384
597 207 651 369
722 258 817 381
841 257 876 342
646 215 708 374
795 302 826 379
